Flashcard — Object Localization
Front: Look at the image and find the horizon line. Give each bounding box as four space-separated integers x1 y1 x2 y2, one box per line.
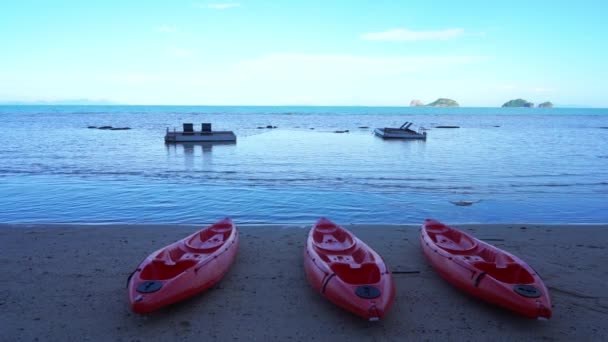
0 103 602 109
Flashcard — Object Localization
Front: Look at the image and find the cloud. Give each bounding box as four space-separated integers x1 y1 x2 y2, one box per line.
361 28 465 41
202 3 240 9
156 25 178 33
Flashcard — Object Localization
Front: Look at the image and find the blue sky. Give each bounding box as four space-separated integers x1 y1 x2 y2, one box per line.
1 0 607 106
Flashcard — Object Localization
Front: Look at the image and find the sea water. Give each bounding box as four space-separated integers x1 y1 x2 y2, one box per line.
0 105 607 224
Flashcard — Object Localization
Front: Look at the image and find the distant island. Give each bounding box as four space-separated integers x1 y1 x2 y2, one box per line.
501 99 556 108
426 98 459 107
502 99 534 108
0 99 117 105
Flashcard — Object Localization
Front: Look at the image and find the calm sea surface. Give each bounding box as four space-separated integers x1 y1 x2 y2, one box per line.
1 105 607 224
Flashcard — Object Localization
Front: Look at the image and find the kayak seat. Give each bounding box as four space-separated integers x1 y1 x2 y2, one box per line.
186 231 226 252
477 248 515 268
152 247 187 266
433 233 477 254
315 234 356 252
473 261 534 284
330 262 381 285
313 230 356 252
143 259 197 280
210 222 233 233
328 255 355 263
424 221 450 234
314 219 339 233
327 251 370 266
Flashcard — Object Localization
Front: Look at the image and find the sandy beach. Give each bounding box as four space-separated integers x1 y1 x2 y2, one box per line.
1 223 607 341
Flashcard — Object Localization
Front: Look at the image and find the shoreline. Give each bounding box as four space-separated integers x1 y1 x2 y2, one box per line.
1 223 606 341
3 222 608 227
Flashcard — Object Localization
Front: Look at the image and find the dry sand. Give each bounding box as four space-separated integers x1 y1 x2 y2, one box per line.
1 223 607 341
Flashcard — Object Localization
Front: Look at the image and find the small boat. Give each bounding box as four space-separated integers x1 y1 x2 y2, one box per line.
304 218 395 321
165 123 237 143
127 218 239 314
420 219 552 319
374 121 427 139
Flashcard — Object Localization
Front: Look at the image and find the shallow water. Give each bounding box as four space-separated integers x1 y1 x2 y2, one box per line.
1 105 607 224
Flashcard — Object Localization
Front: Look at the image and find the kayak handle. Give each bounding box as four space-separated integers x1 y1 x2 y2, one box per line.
126 270 136 288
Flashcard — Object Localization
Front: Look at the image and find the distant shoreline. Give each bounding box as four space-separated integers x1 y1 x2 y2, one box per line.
0 104 603 109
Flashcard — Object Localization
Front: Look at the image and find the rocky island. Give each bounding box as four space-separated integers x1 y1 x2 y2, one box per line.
538 101 554 108
502 99 534 108
410 99 424 107
426 98 459 107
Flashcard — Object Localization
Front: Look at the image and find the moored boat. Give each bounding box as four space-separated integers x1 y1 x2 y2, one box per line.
165 123 237 143
374 121 427 139
420 219 552 319
127 218 239 314
304 217 395 321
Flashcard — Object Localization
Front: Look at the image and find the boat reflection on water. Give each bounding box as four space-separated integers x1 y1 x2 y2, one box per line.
165 141 237 168
165 141 237 154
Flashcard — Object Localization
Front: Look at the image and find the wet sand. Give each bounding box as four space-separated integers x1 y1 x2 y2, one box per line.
1 223 607 341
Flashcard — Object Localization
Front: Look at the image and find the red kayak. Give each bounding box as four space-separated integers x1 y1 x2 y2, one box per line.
304 218 395 321
127 218 239 314
420 219 552 319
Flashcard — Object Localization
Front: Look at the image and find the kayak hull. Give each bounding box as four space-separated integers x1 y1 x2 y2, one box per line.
304 218 395 321
127 218 239 314
420 219 552 319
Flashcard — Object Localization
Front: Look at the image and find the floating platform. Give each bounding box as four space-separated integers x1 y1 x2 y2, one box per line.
165 123 236 143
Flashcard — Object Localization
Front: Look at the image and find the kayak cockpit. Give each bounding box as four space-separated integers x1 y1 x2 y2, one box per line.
186 231 227 252
312 229 356 252
330 262 381 285
429 230 477 254
185 220 234 252
473 261 535 284
140 251 196 280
